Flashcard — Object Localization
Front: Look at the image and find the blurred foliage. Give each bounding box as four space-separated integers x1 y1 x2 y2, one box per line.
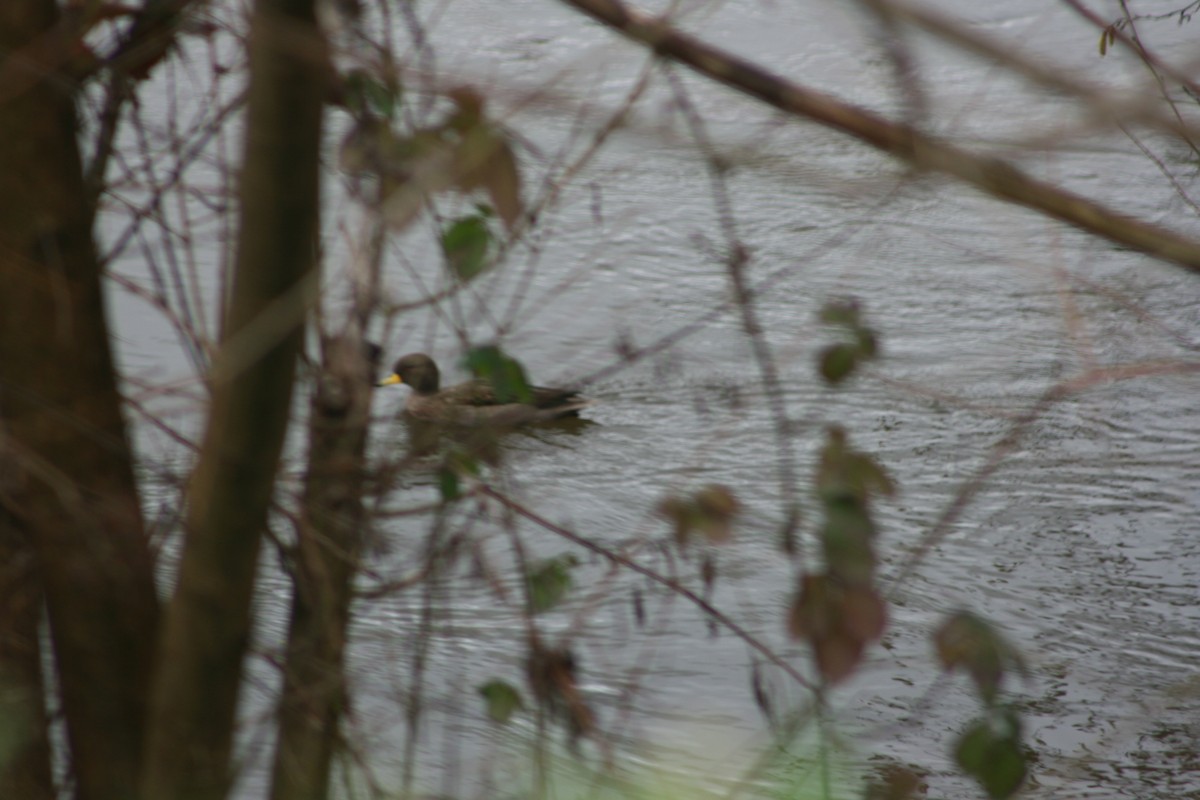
954 707 1027 799
526 643 593 742
525 554 579 614
817 299 878 385
862 763 924 800
441 207 496 283
341 67 401 120
478 679 524 724
437 449 480 502
463 344 533 404
934 610 1027 706
337 82 522 231
788 426 894 683
656 484 740 546
788 572 887 683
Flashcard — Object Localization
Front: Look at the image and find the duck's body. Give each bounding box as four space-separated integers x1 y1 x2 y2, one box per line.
378 353 592 426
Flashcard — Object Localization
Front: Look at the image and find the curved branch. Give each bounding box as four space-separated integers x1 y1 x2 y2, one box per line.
558 0 1200 274
478 485 816 691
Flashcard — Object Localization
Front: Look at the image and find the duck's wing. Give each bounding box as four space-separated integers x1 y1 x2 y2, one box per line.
438 379 504 407
440 379 589 410
529 385 590 410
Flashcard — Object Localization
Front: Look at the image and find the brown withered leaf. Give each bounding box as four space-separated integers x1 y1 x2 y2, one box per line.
448 127 520 229
788 573 887 684
813 631 865 684
694 484 739 544
864 763 926 800
843 583 887 642
657 485 740 547
934 610 1026 705
788 572 834 641
483 138 521 231
656 495 693 545
525 643 594 742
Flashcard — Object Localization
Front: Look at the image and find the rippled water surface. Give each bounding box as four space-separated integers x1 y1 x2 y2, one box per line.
109 0 1200 797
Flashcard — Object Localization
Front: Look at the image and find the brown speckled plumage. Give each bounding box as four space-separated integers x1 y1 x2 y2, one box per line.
378 353 592 425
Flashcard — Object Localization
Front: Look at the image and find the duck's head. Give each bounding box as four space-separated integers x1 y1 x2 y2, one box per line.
378 352 441 394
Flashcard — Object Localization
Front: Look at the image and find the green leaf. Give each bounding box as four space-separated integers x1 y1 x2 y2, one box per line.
817 298 879 382
478 679 524 723
463 345 532 403
436 450 479 503
819 343 858 384
818 298 861 326
954 708 1027 799
526 555 578 614
340 68 402 121
441 214 493 282
856 327 879 358
820 505 877 582
816 426 895 507
437 467 460 502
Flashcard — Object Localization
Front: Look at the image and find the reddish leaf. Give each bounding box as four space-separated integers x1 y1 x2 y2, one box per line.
813 631 865 684
788 572 835 641
843 584 887 642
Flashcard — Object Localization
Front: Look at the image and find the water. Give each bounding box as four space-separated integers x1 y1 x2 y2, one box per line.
102 0 1200 797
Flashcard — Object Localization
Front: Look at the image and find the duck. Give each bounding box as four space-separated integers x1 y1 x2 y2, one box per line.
377 352 593 426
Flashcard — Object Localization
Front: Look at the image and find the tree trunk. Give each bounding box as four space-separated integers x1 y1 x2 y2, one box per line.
270 334 373 800
0 505 54 800
139 0 328 796
0 3 159 799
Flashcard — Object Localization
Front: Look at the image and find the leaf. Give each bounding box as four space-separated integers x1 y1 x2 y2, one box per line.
787 572 886 683
656 495 693 545
436 449 481 502
478 679 524 723
954 708 1027 799
817 297 878 382
482 138 522 231
657 486 739 546
337 117 390 176
813 632 865 684
934 610 1026 705
820 507 876 583
693 484 739 544
817 426 895 508
441 214 493 282
788 572 833 641
819 343 858 384
438 466 460 502
864 764 923 800
463 345 532 403
342 68 400 119
842 583 887 642
856 326 879 358
526 555 578 613
377 131 458 230
819 298 861 326
443 88 524 230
